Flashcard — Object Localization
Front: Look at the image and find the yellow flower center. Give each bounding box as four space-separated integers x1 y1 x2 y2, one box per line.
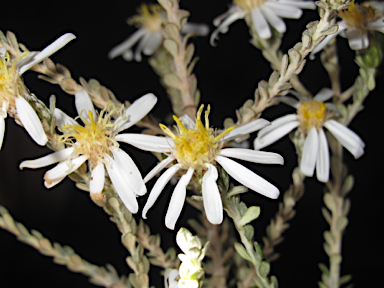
234 0 266 11
59 105 119 165
128 4 163 33
160 105 234 171
339 2 377 32
297 100 326 131
0 53 25 108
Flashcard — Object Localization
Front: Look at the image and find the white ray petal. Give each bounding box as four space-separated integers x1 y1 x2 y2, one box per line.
19 33 76 75
210 10 246 45
252 7 271 39
110 146 146 196
300 127 318 177
142 164 181 219
346 29 369 50
53 108 77 130
165 167 194 230
134 33 152 62
90 161 105 194
277 0 316 9
265 2 302 19
20 147 75 169
0 101 8 150
44 155 88 184
261 6 286 34
114 93 157 132
15 95 48 146
202 164 223 225
215 155 279 199
105 154 139 213
75 90 96 122
278 96 301 108
182 22 210 36
220 148 284 165
225 118 270 142
108 29 146 59
115 133 173 153
122 50 134 61
144 156 175 183
254 118 299 150
44 176 66 188
143 33 163 55
324 119 365 158
316 128 330 183
314 88 334 102
257 114 298 138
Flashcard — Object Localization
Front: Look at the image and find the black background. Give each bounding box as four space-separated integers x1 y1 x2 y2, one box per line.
1 0 383 287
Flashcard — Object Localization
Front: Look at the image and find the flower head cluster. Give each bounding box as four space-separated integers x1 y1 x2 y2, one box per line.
122 105 283 229
20 91 157 213
311 2 384 57
254 88 365 182
108 3 208 62
211 0 316 44
0 33 76 149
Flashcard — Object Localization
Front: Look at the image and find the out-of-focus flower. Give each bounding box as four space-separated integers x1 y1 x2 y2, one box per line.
108 4 209 62
254 88 365 182
0 33 76 149
211 0 316 44
20 91 157 214
117 105 283 229
311 2 384 57
176 228 207 288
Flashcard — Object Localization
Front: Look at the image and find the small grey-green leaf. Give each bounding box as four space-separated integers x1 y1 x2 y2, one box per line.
320 24 339 36
164 23 180 42
163 39 178 57
239 206 261 226
280 54 289 76
227 185 248 197
322 207 332 225
341 175 354 196
318 263 329 276
259 261 270 278
163 73 182 89
339 274 352 285
324 193 335 212
336 216 348 231
184 43 195 65
330 254 342 266
234 242 254 263
243 225 255 241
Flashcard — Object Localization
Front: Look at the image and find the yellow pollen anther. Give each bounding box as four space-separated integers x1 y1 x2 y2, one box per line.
297 100 326 130
160 105 234 170
59 106 118 165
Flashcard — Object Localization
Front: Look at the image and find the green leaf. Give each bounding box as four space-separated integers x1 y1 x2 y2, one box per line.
163 39 178 58
339 274 352 285
336 216 348 231
227 186 248 197
164 23 180 42
239 206 261 226
243 225 255 241
259 261 270 278
163 73 182 89
234 242 253 263
324 193 335 212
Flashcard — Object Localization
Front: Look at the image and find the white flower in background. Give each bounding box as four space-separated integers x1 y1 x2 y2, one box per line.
254 88 365 183
0 33 76 149
117 105 283 229
211 0 316 44
311 2 384 57
108 3 209 62
20 91 157 214
164 268 179 288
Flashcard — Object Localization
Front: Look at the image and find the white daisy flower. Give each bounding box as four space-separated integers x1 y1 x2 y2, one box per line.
254 88 365 183
0 33 76 149
108 3 209 62
210 0 316 44
118 105 283 229
19 91 157 214
311 2 384 58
